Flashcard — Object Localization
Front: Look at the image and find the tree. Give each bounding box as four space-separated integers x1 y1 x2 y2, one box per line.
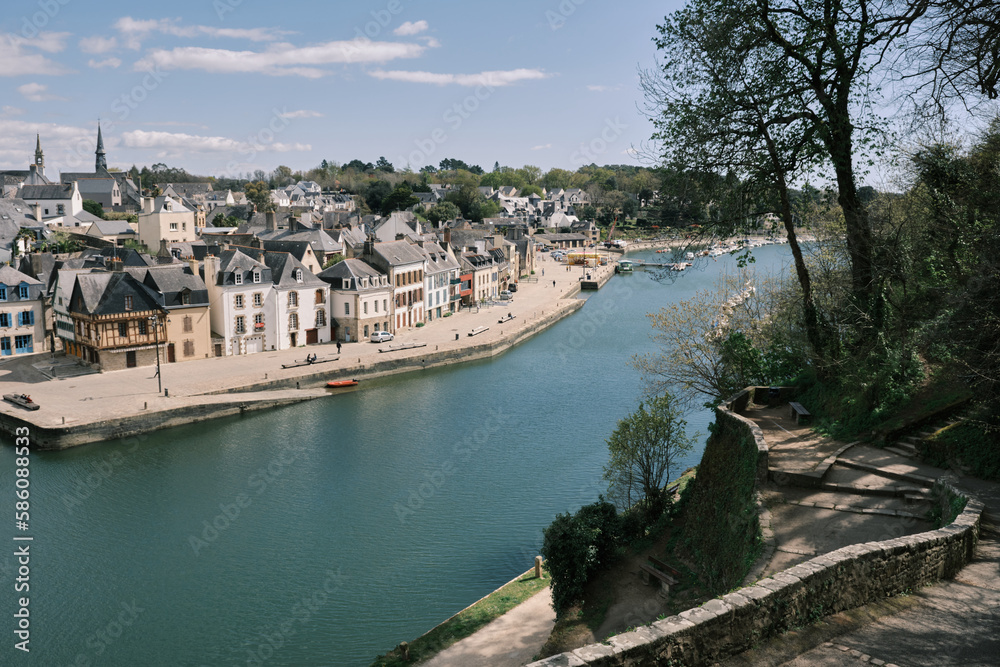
322 254 345 269
82 199 105 219
244 181 274 212
425 201 461 225
211 212 242 228
365 180 393 214
603 394 694 513
380 183 419 215
376 156 394 173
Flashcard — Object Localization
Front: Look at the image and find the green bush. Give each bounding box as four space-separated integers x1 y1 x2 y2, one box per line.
541 499 621 616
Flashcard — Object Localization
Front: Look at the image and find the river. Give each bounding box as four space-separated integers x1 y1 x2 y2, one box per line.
0 244 794 666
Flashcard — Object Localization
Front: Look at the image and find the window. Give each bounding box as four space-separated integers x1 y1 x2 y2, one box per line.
364 325 369 337
315 289 324 304
363 301 368 315
15 335 32 354
234 273 243 285
253 293 263 307
0 314 9 328
344 302 350 316
124 295 133 311
183 316 193 333
294 269 303 283
138 319 147 336
235 294 244 308
57 204 65 215
316 309 326 327
289 313 298 330
288 292 298 307
374 300 378 313
0 286 6 301
118 322 128 338
181 292 191 305
254 313 264 329
183 340 195 357
383 299 388 312
18 284 28 300
182 222 187 231
0 337 9 355
235 316 246 334
18 311 34 326
252 270 261 284
169 222 178 231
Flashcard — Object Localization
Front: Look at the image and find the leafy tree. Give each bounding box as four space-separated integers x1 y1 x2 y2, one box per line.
270 165 294 187
604 394 694 514
344 159 374 172
365 180 394 214
244 181 274 212
43 231 82 254
426 201 461 225
375 156 394 173
322 253 345 269
211 212 242 228
82 199 105 219
380 183 419 215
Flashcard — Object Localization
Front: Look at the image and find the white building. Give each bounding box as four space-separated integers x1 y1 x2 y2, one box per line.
203 250 275 355
419 241 460 322
137 195 196 249
261 251 330 348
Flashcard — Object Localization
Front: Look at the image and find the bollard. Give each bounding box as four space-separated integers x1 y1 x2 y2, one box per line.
144 402 147 410
455 333 459 341
535 555 543 578
62 416 66 424
164 388 169 398
296 382 300 389
399 641 410 661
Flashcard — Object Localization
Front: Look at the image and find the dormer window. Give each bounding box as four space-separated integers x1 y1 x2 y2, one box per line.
234 272 243 285
18 284 29 300
124 295 133 311
252 270 261 284
294 269 303 283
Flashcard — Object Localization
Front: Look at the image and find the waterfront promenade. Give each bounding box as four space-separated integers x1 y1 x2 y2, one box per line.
0 252 617 447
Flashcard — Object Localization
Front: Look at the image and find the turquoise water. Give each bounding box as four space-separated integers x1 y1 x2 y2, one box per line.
0 245 793 666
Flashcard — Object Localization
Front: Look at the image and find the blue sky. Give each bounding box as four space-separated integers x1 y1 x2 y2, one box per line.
1 0 686 179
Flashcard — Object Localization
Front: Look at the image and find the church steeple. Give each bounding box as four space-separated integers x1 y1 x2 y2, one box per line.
34 134 44 174
95 122 107 171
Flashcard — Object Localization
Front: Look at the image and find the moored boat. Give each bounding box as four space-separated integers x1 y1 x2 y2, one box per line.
326 380 359 388
4 394 39 410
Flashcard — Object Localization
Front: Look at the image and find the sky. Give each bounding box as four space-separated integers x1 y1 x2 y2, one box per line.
0 0 687 180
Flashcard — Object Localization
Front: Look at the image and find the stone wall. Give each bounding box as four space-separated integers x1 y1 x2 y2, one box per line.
527 387 984 667
529 489 981 667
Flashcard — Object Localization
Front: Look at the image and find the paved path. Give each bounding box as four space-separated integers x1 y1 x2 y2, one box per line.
420 587 556 667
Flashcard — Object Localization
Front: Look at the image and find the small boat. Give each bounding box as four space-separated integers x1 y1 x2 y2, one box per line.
326 379 359 388
4 394 39 410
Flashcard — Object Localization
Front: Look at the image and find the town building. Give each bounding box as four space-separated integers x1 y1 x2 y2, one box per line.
319 259 392 342
0 265 46 356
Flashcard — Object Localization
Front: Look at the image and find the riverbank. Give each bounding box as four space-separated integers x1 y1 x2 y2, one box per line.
0 253 608 449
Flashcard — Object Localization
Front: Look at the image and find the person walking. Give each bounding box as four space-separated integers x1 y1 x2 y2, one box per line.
336 341 342 354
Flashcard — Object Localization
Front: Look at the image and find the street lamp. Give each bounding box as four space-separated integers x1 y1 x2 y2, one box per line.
148 314 162 394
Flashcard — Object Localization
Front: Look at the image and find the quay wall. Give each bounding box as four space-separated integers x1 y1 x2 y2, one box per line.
4 300 584 449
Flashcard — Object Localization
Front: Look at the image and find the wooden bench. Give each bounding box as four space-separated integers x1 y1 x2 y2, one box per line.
468 326 490 337
639 556 679 598
789 401 811 424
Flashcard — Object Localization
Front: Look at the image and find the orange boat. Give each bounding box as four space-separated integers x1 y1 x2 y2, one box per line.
326 379 359 388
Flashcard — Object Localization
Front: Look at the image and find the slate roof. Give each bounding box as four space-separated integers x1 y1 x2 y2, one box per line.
318 258 387 290
371 240 426 267
260 251 325 289
0 265 43 288
127 265 210 308
87 218 136 237
421 242 460 274
19 183 74 200
71 272 164 316
214 249 271 286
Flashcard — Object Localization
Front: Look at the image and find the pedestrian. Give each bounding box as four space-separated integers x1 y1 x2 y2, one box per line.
552 280 556 287
336 341 342 354
542 268 545 276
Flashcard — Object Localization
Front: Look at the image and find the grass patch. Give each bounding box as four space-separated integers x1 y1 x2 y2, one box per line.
371 567 549 666
922 419 1000 481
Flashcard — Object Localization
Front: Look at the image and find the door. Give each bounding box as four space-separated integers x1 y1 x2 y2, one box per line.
126 351 136 368
167 343 176 363
289 332 298 348
245 336 263 354
306 329 318 345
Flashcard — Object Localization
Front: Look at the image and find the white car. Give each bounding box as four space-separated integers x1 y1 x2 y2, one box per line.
370 331 394 343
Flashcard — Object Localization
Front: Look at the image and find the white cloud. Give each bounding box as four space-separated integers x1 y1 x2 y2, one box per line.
278 110 325 119
531 144 552 151
368 68 549 87
586 85 621 93
88 57 122 69
136 40 428 77
114 17 291 49
79 35 118 54
122 129 310 154
0 119 95 171
2 106 26 116
17 83 67 102
0 33 71 76
394 20 428 36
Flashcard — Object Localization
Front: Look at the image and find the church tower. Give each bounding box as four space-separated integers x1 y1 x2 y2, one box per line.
95 123 107 171
34 134 44 175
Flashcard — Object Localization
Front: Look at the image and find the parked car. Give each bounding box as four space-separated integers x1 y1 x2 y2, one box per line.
370 331 394 343
499 290 513 301
508 283 518 292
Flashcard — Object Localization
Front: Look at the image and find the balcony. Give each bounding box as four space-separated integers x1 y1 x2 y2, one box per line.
450 278 462 285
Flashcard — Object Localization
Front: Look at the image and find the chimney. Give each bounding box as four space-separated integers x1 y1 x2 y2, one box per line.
109 258 124 272
203 254 218 282
33 203 42 222
157 239 171 259
142 197 154 214
187 257 200 276
266 211 277 232
443 228 452 246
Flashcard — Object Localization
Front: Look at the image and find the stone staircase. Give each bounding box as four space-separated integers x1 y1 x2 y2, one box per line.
884 420 958 459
